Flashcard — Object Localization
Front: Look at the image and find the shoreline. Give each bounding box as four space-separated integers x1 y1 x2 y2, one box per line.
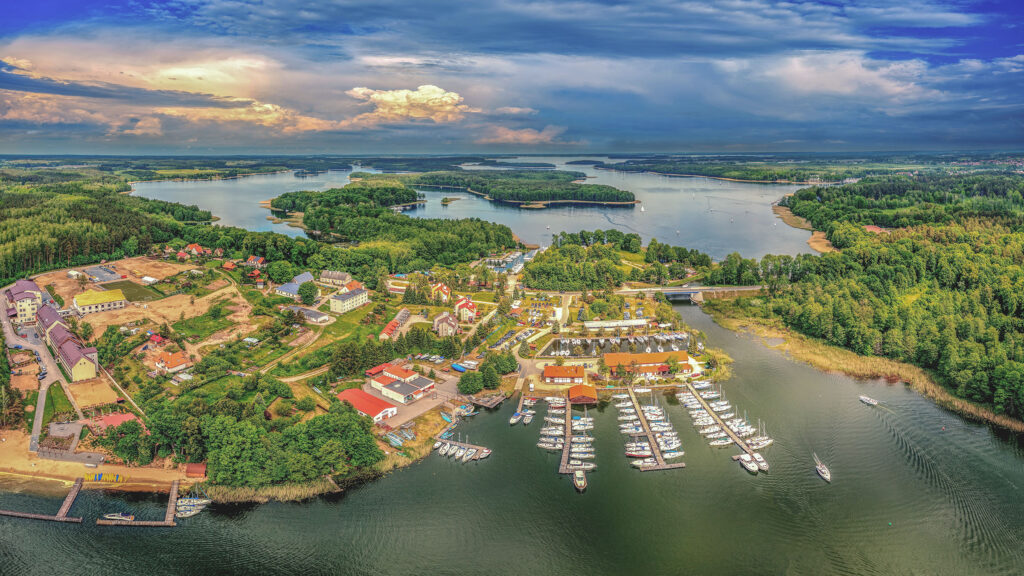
592 165 831 185
701 302 1024 434
771 197 836 253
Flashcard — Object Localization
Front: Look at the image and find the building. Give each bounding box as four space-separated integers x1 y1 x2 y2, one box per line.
568 384 598 405
35 305 64 343
244 255 266 268
378 308 410 340
92 412 142 433
454 296 478 322
431 282 451 302
140 276 158 285
4 279 44 324
342 280 363 293
73 289 127 315
185 462 208 478
370 368 436 404
156 350 191 374
176 251 190 261
543 365 585 385
222 261 236 271
319 270 353 287
39 313 99 382
185 243 206 255
285 305 330 324
276 271 319 300
433 311 459 337
330 288 370 314
337 389 398 422
603 351 690 376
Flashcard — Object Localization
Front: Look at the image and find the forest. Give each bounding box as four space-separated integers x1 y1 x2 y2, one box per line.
353 170 635 204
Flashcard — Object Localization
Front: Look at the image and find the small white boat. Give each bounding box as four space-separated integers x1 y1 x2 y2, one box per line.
568 460 596 470
573 470 587 492
634 387 651 393
103 512 134 522
439 443 451 456
432 441 442 450
462 448 477 462
523 413 534 425
478 448 492 459
509 412 523 425
455 447 467 459
611 393 629 400
709 438 733 447
631 458 658 468
814 453 831 482
859 395 878 406
662 450 685 459
571 437 594 444
739 454 759 474
752 452 768 471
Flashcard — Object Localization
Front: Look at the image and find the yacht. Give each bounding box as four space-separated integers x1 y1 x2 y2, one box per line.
522 413 534 425
752 452 769 471
432 441 442 450
509 411 523 425
739 454 759 474
814 453 831 482
103 512 135 522
478 449 492 459
462 448 477 462
573 470 588 492
859 395 879 406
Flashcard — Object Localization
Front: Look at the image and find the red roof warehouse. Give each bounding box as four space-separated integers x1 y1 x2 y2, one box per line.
337 388 399 422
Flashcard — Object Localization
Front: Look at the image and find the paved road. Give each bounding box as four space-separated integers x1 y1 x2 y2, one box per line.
1 306 64 452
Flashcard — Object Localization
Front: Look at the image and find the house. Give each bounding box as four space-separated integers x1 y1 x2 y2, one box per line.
140 276 158 285
35 305 64 343
365 362 396 377
568 384 598 405
72 289 127 316
319 270 353 287
176 251 190 261
603 351 690 376
454 296 478 322
56 337 99 382
185 243 205 255
378 308 409 340
244 255 267 268
148 334 165 345
4 279 44 324
67 270 84 279
330 288 369 314
222 261 236 271
156 350 191 373
276 271 319 300
543 365 585 385
285 305 330 324
431 282 451 302
342 280 363 293
213 247 225 257
433 311 459 337
337 389 398 422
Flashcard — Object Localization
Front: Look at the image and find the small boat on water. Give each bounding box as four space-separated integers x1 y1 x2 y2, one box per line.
573 470 588 492
441 412 453 423
709 438 733 447
523 413 534 425
462 448 477 462
177 497 212 508
635 387 651 393
814 453 831 482
103 512 134 522
662 450 685 459
439 443 451 456
568 460 596 471
859 395 879 406
611 393 629 400
509 412 523 425
175 506 203 519
455 447 467 459
752 452 769 471
739 454 759 474
631 458 658 468
478 448 492 459
432 441 442 450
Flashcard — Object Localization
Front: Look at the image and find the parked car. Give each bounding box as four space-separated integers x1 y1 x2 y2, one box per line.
13 345 22 349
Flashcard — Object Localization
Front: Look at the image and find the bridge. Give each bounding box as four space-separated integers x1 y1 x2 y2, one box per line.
615 285 764 303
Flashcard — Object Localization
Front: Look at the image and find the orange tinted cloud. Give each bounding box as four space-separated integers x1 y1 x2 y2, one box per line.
476 125 569 144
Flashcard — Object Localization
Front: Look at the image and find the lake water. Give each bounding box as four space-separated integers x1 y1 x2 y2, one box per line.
131 158 811 259
7 159 1024 574
3 304 1024 575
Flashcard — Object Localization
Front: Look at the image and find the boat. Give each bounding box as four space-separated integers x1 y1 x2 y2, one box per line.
859 395 879 406
814 453 831 482
462 448 477 462
175 506 203 519
739 454 759 474
634 387 651 393
631 458 658 468
752 452 769 471
432 441 442 450
441 412 453 423
176 497 212 508
570 437 594 444
509 412 523 425
568 460 596 470
537 441 562 450
478 448 492 459
103 512 134 522
455 447 467 459
662 450 685 459
709 438 733 447
611 393 629 400
523 413 534 425
573 470 588 492
570 452 595 460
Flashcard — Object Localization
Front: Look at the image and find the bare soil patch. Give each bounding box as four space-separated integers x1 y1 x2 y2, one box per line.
68 375 119 409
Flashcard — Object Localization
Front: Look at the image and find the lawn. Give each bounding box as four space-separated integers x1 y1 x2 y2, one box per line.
467 291 497 303
173 309 234 340
42 384 75 426
101 280 163 302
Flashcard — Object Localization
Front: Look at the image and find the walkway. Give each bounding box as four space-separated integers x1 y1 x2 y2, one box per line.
96 480 178 527
683 381 753 456
0 478 83 524
627 387 686 472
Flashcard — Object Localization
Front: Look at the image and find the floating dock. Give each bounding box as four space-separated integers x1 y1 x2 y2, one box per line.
557 401 575 474
0 478 83 524
96 480 178 527
683 381 754 457
627 387 686 472
467 394 505 409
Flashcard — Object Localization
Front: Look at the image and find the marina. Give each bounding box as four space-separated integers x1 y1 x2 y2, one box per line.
95 480 179 527
434 439 492 462
623 388 686 472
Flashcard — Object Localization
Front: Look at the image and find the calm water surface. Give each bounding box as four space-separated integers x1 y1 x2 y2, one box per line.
2 305 1023 575
131 157 810 259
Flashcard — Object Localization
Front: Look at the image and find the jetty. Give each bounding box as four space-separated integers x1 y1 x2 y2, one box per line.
0 478 83 524
627 387 686 472
557 400 575 474
467 393 505 409
683 381 754 456
438 439 490 461
96 480 178 527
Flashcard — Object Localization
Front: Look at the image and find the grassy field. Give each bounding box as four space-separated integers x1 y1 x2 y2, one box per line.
173 309 234 340
42 384 75 426
101 280 163 302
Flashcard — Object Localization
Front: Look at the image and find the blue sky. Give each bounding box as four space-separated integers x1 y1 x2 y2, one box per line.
0 0 1022 153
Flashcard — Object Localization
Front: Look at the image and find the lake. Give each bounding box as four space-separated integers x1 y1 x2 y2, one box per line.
3 304 1024 575
131 158 811 259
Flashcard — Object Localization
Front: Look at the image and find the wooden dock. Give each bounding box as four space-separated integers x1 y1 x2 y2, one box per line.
557 401 574 474
0 478 83 524
465 394 505 409
96 480 178 527
436 439 490 461
627 387 686 472
683 382 753 456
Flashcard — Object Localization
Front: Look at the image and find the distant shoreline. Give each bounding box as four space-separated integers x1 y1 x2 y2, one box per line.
593 165 827 185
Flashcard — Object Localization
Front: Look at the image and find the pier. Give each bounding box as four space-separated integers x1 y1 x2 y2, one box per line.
96 480 178 527
465 393 505 409
557 400 574 474
627 387 686 472
437 439 490 461
0 478 83 524
683 382 753 456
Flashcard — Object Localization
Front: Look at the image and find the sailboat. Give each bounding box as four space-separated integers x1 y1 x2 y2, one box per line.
814 453 831 482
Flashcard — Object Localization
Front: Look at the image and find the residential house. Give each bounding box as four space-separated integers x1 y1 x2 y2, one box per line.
543 365 585 385
431 282 451 302
176 251 190 261
184 243 205 256
330 288 369 314
285 305 329 324
72 289 127 316
35 305 64 344
4 279 44 324
156 350 191 374
276 271 319 301
39 307 99 382
337 389 398 422
319 270 353 287
454 296 477 322
213 247 224 257
342 280 363 294
432 311 459 337
378 308 409 340
222 261 236 271
244 255 267 268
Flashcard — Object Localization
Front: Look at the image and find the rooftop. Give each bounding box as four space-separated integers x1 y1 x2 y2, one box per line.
337 388 397 417
543 365 584 378
74 289 126 307
603 350 688 367
332 288 367 302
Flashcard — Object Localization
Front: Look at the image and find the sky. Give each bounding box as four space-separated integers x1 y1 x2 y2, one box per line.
0 0 1022 154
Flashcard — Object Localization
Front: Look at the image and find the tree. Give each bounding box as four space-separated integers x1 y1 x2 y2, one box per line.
79 321 94 341
267 260 295 284
298 281 318 305
482 365 501 390
457 372 484 394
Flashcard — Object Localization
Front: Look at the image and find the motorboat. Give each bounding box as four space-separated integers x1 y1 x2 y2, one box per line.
859 395 879 406
176 497 212 508
439 443 451 456
537 441 562 450
103 512 135 522
432 441 442 450
573 470 588 492
568 460 596 470
570 452 595 460
814 453 831 482
523 413 534 425
662 450 684 459
611 393 629 400
570 437 594 444
739 454 759 474
455 447 467 459
544 416 565 424
509 412 523 425
462 448 477 462
175 506 203 519
478 449 492 459
709 438 733 447
752 452 769 471
631 458 658 468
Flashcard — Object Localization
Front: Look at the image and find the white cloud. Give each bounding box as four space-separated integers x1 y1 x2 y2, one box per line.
476 125 571 145
341 85 479 127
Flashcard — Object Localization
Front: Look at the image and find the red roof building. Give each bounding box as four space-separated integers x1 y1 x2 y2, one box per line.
365 362 394 377
383 365 417 382
568 384 598 405
222 261 237 271
543 365 585 384
337 389 398 422
184 462 207 478
93 412 142 432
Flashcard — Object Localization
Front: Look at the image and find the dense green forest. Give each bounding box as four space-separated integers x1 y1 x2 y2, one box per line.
712 172 1024 419
594 159 908 182
353 170 635 204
